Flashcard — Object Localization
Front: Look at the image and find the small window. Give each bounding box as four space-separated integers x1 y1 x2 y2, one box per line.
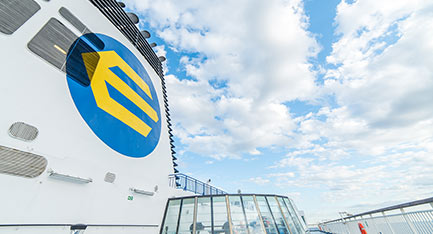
0 0 40 35
28 18 78 71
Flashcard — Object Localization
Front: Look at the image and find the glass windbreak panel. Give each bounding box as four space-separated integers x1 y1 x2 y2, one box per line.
228 196 248 234
195 197 212 234
256 196 278 234
267 196 290 234
178 198 196 234
283 198 303 234
277 197 298 234
161 199 181 234
213 196 230 234
28 18 78 71
288 199 306 231
242 196 265 234
0 0 40 34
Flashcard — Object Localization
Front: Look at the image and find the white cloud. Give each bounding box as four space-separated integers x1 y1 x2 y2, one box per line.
125 0 433 223
126 0 318 158
267 172 295 178
277 0 433 222
249 176 270 185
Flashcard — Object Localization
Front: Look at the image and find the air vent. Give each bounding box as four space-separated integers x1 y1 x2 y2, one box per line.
104 172 116 183
0 0 41 35
8 122 39 141
0 145 47 178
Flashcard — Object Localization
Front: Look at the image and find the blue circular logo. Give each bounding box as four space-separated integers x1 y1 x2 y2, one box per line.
66 33 161 158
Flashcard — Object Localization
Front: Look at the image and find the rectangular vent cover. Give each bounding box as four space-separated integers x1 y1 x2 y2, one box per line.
0 0 40 34
0 145 47 178
8 122 39 141
104 172 116 183
28 18 78 71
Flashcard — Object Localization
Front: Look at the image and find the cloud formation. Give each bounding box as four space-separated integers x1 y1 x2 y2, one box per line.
125 0 433 223
126 0 318 158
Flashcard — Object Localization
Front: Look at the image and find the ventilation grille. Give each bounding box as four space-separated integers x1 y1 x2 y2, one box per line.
0 145 47 178
27 18 78 71
8 122 39 141
104 172 116 183
0 0 40 35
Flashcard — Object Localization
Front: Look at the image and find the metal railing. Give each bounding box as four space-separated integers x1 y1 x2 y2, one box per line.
168 173 227 195
88 0 163 79
318 196 433 233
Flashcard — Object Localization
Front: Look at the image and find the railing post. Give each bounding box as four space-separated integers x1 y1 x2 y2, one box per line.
192 197 198 234
343 220 350 234
369 214 379 234
400 208 418 234
382 211 396 234
341 218 350 234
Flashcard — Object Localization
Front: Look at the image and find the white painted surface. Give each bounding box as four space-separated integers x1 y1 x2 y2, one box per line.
0 0 183 233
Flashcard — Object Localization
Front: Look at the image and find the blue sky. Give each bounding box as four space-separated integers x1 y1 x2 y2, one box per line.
126 0 433 223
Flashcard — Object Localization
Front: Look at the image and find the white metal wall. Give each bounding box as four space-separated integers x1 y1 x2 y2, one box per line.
0 0 176 232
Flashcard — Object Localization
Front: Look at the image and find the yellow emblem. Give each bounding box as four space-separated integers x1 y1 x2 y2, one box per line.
82 51 159 137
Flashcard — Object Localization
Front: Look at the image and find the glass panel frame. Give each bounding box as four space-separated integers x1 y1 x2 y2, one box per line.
243 195 266 234
267 196 290 234
160 195 304 234
195 197 212 234
213 196 230 234
282 197 303 234
178 198 196 234
161 199 181 234
228 195 249 234
277 196 298 234
256 196 279 234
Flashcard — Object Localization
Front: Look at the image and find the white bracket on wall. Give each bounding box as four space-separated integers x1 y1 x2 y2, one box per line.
130 187 154 196
47 169 93 183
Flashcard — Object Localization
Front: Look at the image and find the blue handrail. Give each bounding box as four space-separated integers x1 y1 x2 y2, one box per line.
169 173 227 195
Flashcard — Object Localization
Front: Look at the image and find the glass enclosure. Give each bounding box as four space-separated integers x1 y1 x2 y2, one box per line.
160 194 306 234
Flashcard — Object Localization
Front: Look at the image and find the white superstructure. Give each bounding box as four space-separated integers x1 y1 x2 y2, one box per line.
0 0 185 233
